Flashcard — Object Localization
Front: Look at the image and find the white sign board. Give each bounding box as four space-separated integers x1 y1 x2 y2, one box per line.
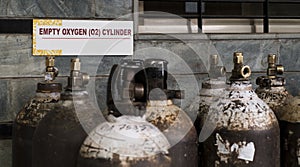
33 19 133 56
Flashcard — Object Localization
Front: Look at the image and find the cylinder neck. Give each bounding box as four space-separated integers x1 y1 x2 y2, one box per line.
202 79 226 89
35 91 61 102
148 99 172 107
227 80 252 91
36 82 62 93
61 90 88 100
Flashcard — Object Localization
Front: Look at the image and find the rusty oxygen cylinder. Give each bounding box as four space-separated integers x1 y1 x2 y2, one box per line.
144 59 198 167
198 54 226 134
280 96 300 167
256 54 300 166
32 58 103 167
12 56 62 167
197 55 226 166
106 59 147 117
77 115 171 167
201 52 280 167
256 54 289 118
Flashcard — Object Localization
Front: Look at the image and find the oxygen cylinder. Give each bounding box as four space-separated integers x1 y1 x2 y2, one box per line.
197 55 226 166
32 58 103 167
255 54 289 118
256 54 300 166
77 115 171 167
201 52 280 167
198 54 226 133
12 56 62 167
144 59 198 167
280 96 300 167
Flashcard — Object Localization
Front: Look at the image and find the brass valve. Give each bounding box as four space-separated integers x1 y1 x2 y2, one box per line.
267 54 284 78
36 56 62 93
71 58 81 71
230 52 251 81
211 54 218 65
66 58 90 91
46 56 55 67
45 56 58 82
209 54 226 78
256 54 285 88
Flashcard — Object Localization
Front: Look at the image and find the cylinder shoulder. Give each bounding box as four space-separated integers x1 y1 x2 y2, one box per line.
208 90 278 131
15 99 59 127
280 96 300 123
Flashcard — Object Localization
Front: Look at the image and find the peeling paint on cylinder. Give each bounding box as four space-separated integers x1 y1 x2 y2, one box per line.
280 96 300 167
204 127 279 167
198 54 227 166
13 56 62 167
255 85 289 118
202 81 280 167
198 79 226 167
12 91 61 167
32 58 103 167
145 100 198 167
255 54 299 167
281 96 300 123
256 85 295 167
77 115 171 167
202 52 279 167
255 54 289 118
198 79 226 133
32 91 102 167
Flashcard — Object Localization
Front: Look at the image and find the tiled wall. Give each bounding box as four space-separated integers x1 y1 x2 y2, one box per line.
1 1 300 166
0 0 132 18
0 33 300 122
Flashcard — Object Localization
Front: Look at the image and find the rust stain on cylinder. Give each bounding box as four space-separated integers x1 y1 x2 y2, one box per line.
280 96 300 167
32 91 102 167
145 100 198 167
13 92 60 167
201 81 280 167
255 86 289 118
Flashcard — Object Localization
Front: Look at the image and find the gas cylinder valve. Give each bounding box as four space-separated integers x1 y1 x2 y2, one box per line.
256 54 285 88
230 52 251 81
66 58 90 91
267 54 284 78
209 54 226 79
37 56 62 93
45 56 58 82
145 58 183 100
